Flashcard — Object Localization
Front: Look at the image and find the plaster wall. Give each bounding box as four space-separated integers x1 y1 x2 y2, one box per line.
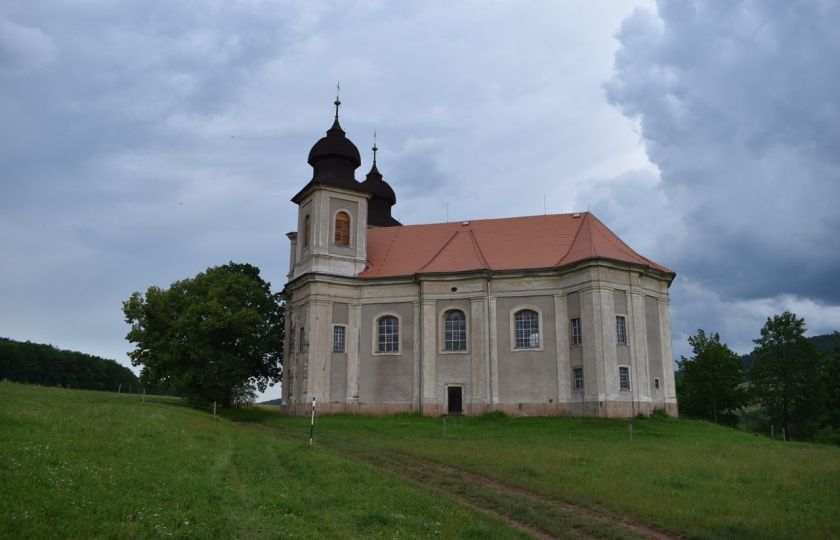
358 302 415 404
645 295 664 399
495 295 559 404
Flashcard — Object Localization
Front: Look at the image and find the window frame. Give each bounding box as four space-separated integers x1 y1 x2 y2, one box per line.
654 377 661 391
616 315 627 346
333 210 351 247
372 313 401 355
441 308 468 353
510 307 543 351
571 317 582 347
573 367 584 392
619 365 631 391
332 324 347 353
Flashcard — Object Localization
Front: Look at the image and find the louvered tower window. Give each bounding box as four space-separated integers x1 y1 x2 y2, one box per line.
334 211 350 246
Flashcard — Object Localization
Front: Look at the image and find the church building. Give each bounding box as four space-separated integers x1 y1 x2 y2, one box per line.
281 100 677 417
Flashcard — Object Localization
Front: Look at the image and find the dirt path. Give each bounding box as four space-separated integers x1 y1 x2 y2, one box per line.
321 438 680 540
235 422 679 540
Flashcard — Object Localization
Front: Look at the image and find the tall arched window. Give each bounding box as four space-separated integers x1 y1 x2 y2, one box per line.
444 310 467 351
514 309 540 349
377 315 399 353
334 211 350 246
303 214 311 248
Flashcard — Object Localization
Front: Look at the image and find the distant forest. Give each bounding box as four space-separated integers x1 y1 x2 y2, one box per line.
740 333 836 371
0 337 139 392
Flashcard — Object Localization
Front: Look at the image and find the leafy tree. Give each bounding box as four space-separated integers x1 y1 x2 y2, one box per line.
123 263 283 407
820 332 840 433
676 329 745 426
750 311 825 441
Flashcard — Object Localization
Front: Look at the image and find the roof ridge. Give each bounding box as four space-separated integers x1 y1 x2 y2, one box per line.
396 212 582 229
418 230 460 273
554 212 589 267
587 213 658 268
468 229 490 269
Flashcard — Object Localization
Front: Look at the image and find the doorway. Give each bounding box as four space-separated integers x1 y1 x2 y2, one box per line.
447 386 463 416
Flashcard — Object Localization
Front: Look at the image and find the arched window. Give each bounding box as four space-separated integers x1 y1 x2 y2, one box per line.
443 310 467 351
303 214 311 248
334 211 350 246
514 309 540 349
377 315 399 353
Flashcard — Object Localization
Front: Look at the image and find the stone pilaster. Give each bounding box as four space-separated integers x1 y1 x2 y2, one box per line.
488 294 499 410
554 293 570 404
470 296 487 409
345 303 361 401
659 296 678 414
421 299 437 412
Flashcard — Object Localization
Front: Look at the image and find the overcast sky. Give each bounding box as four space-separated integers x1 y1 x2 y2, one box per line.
2 0 838 401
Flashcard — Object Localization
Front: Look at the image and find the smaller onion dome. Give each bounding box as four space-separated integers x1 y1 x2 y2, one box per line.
359 161 396 204
360 138 401 227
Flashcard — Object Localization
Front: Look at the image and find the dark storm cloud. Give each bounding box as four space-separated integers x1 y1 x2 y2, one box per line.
603 0 840 303
10 0 835 399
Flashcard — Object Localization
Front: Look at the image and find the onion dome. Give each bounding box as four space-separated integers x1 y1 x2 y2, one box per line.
360 138 401 227
360 162 396 204
305 96 361 190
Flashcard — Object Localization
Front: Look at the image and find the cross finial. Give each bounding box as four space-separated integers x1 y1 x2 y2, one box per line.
372 129 378 164
334 81 341 119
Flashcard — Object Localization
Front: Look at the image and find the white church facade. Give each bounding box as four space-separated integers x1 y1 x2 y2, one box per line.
281 103 677 417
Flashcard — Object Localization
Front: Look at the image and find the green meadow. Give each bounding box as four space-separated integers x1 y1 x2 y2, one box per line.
2 381 839 539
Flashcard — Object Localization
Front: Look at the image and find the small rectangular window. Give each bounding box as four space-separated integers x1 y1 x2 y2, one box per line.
616 316 627 345
654 377 660 390
573 367 584 391
299 327 306 353
571 317 582 346
333 326 346 353
619 366 631 391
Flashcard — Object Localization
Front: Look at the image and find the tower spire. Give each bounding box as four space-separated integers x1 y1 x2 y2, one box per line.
334 81 341 120
372 129 378 165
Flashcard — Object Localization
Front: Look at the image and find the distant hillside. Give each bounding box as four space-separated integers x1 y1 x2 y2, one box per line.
0 337 138 392
741 332 837 372
259 398 283 406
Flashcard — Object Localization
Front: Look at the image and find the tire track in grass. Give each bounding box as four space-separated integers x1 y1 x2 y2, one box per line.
339 445 667 540
239 422 678 540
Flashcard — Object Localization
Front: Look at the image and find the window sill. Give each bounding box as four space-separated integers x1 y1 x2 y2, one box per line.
439 348 469 355
511 346 544 353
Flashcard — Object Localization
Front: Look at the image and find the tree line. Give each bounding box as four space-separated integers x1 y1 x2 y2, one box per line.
0 337 139 392
677 311 840 443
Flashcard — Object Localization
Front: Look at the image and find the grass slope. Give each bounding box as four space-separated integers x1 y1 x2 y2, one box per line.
4 382 840 539
0 382 523 538
244 411 840 540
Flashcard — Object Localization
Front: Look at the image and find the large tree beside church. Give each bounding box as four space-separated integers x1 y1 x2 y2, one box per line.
123 263 283 406
750 311 824 440
677 329 745 426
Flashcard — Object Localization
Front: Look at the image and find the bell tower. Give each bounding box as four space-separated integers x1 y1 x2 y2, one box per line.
288 95 370 280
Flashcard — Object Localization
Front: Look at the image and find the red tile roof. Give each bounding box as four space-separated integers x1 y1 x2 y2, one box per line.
359 212 673 279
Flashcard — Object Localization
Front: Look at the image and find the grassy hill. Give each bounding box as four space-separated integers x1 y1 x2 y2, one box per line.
3 382 839 539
